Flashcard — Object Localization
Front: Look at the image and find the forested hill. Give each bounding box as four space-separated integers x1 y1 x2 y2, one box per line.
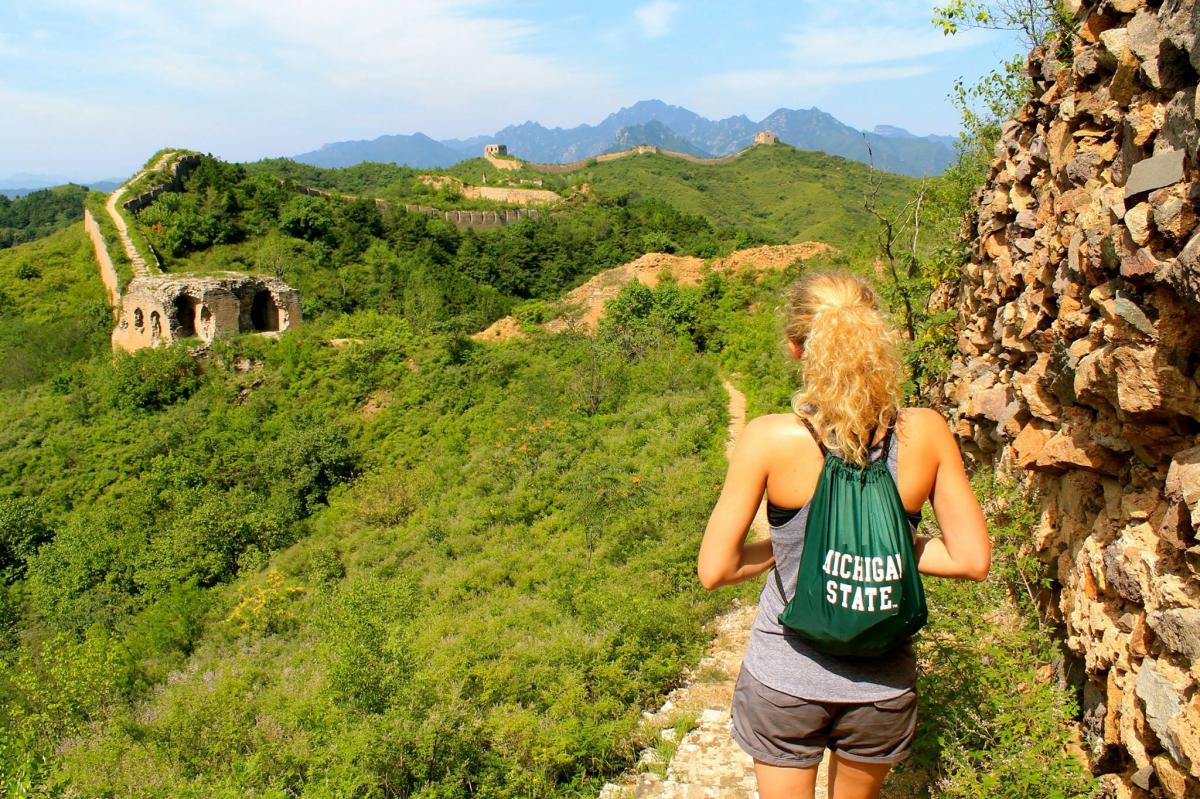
249 142 916 246
0 183 89 249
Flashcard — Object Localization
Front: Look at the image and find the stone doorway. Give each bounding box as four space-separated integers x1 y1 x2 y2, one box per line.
174 294 198 337
250 289 280 332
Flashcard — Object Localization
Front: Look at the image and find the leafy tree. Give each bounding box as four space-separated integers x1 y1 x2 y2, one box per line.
0 498 50 583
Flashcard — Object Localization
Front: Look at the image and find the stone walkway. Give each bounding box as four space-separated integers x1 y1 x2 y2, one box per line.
104 150 175 277
599 380 830 799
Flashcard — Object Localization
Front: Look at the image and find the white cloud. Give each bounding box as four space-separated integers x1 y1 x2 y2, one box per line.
634 0 679 39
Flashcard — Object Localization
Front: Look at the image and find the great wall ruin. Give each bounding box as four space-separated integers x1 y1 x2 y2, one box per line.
85 151 302 353
484 130 779 175
111 274 300 352
288 183 542 230
937 0 1200 795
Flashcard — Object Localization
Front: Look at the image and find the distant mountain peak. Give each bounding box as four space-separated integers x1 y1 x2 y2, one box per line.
611 120 712 157
293 102 959 177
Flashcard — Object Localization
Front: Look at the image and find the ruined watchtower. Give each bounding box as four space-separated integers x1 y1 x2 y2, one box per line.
483 143 508 157
754 131 778 145
112 274 301 352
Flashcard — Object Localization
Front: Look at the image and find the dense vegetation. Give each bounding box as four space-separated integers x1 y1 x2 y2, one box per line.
0 307 735 796
0 184 89 250
0 200 1095 798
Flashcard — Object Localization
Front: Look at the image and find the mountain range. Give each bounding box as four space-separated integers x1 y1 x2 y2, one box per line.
293 99 960 177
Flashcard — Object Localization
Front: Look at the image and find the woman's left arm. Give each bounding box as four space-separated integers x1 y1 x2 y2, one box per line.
697 417 775 590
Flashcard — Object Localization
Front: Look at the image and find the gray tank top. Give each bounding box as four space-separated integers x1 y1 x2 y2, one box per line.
740 421 918 702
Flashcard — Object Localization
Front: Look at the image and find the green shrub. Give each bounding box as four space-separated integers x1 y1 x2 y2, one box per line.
107 345 202 411
0 497 50 584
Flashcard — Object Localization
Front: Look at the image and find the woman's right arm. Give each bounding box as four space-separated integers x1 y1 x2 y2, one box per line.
915 410 991 582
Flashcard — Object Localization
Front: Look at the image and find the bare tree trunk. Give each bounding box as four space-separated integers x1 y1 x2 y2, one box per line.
862 136 918 340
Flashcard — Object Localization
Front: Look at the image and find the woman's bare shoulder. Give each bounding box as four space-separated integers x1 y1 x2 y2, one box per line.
898 407 955 447
743 412 814 447
745 412 808 432
899 406 948 427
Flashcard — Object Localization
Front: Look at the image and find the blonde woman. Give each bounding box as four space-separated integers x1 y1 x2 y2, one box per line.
697 271 990 799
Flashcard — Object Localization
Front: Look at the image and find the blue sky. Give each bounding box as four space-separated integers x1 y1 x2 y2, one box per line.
0 0 1025 181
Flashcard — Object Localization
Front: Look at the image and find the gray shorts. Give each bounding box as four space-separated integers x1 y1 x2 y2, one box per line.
730 667 918 768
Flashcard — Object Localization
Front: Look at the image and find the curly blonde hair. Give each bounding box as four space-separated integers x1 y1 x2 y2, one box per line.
786 271 903 466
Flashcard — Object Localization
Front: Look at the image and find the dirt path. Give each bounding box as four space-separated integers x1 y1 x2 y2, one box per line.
601 381 829 798
105 151 175 278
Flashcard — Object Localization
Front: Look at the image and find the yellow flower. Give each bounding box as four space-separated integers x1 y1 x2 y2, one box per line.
630 475 641 483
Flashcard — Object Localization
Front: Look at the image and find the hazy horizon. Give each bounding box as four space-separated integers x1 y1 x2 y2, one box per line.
1 1 1024 180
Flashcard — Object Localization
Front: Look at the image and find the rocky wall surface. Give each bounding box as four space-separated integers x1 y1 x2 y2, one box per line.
939 1 1200 796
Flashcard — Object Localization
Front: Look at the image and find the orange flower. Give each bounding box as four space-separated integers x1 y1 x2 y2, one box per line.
630 475 641 483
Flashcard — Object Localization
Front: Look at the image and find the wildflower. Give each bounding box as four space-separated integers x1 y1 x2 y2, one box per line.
630 475 641 483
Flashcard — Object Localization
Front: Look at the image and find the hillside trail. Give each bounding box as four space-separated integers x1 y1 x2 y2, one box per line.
601 381 830 799
105 150 175 278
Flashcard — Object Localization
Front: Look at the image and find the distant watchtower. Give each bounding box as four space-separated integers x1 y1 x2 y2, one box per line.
754 131 778 145
484 143 508 157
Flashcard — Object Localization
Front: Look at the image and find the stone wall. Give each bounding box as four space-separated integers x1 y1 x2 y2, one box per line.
83 208 121 311
520 141 758 174
938 1 1200 796
289 184 539 230
461 185 561 205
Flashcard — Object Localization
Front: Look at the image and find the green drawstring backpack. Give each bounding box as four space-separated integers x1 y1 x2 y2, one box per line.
773 417 927 658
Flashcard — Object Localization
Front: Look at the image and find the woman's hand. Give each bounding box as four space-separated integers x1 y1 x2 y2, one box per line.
698 417 776 590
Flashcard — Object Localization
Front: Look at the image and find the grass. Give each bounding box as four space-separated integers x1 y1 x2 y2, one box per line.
642 710 700 780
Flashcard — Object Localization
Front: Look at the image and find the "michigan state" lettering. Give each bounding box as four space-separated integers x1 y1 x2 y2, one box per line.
820 549 902 612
